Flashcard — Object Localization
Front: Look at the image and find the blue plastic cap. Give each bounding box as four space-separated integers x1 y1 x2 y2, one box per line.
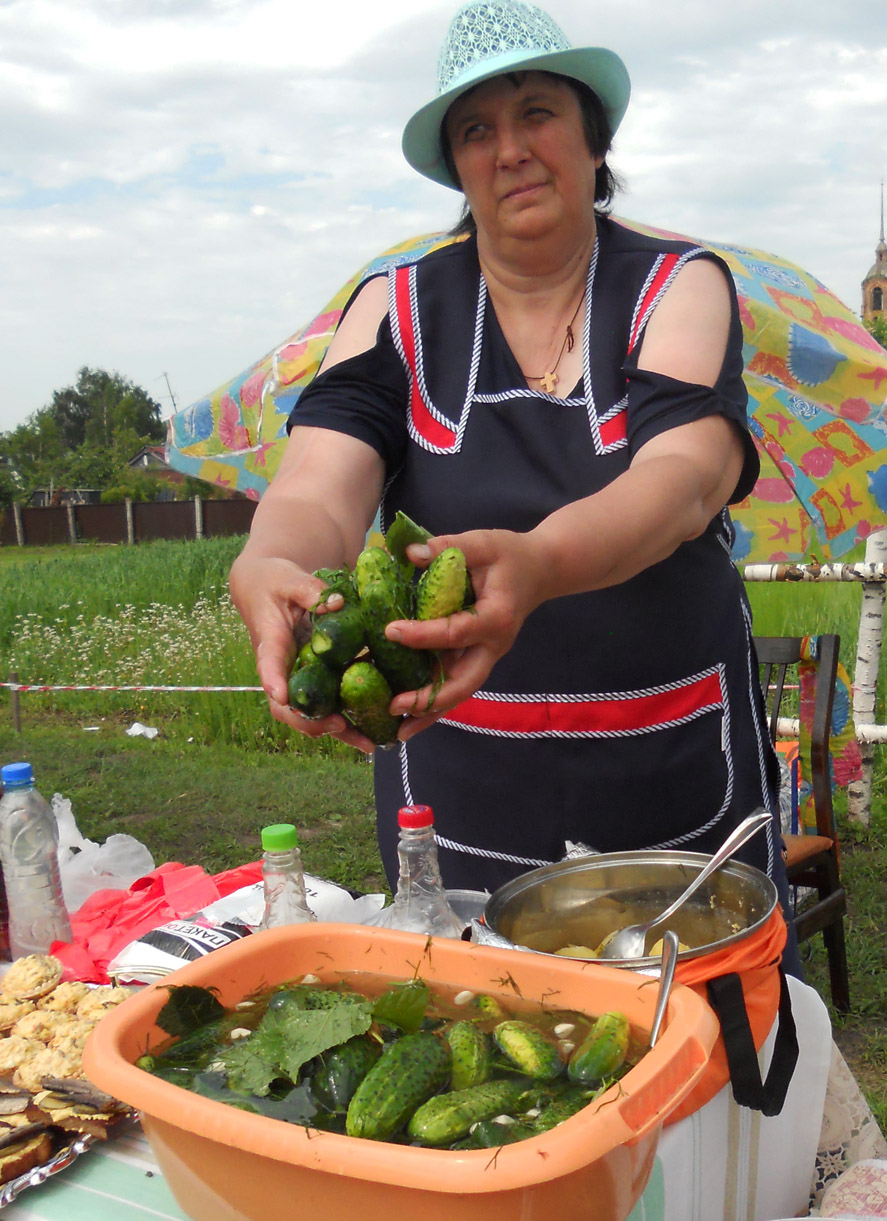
1 762 34 788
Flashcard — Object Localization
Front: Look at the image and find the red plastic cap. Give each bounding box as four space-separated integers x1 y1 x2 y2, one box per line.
397 805 434 828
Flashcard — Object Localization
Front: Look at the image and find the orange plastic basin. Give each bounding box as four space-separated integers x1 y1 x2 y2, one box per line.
84 924 719 1221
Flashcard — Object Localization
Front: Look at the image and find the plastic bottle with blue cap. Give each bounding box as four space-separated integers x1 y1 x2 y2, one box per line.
0 762 72 958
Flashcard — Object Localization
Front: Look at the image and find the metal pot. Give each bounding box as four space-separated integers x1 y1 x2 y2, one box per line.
483 850 778 969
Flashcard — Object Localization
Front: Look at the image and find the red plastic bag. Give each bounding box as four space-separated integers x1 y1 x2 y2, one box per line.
50 860 263 983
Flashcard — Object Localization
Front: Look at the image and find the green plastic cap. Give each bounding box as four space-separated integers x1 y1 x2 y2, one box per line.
261 823 299 851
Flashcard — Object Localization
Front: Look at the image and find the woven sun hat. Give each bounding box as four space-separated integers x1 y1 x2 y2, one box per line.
402 0 630 190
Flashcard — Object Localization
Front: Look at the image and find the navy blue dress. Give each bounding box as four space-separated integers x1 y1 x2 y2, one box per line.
291 218 786 905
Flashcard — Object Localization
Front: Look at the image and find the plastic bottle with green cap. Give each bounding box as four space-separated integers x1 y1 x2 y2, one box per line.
259 823 316 929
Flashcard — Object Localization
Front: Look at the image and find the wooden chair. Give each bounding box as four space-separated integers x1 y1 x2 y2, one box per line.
754 634 851 1012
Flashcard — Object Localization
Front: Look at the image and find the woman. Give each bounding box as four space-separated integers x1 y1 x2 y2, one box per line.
230 0 793 953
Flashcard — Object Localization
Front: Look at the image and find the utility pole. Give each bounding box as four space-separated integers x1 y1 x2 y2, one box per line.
161 372 178 413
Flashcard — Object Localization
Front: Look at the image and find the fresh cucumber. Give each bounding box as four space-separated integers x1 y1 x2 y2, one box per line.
446 1020 492 1091
493 1019 565 1082
361 579 433 694
310 603 366 669
354 547 409 609
530 1086 590 1132
345 1031 451 1141
469 1117 536 1147
312 1034 381 1113
339 660 400 746
472 994 511 1023
567 1011 631 1086
406 1078 528 1146
287 661 339 719
416 547 469 620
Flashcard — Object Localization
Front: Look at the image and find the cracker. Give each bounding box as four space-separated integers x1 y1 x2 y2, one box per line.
38 981 90 1015
0 1001 36 1033
75 986 133 1022
50 1022 95 1058
0 1037 43 1077
12 1010 73 1046
13 1048 82 1096
1 956 63 1002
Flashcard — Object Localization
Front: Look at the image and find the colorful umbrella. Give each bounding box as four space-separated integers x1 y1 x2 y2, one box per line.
166 222 887 562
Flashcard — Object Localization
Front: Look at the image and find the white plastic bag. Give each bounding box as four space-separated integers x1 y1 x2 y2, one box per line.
108 878 385 983
52 794 155 913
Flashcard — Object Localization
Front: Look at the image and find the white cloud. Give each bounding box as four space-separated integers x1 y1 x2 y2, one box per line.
0 0 883 433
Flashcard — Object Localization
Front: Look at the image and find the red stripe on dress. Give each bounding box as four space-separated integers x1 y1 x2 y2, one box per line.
395 268 457 450
627 254 681 354
444 671 723 735
599 406 627 447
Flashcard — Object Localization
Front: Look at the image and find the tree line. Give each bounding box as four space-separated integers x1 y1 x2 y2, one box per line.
0 367 212 508
2 322 884 511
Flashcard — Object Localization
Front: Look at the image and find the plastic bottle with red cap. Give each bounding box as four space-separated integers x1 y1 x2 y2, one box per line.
365 805 465 938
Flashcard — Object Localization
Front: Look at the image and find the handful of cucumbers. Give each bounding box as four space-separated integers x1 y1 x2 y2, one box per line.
287 513 473 746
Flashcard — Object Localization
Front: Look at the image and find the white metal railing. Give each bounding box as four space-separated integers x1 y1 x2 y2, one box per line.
744 528 887 826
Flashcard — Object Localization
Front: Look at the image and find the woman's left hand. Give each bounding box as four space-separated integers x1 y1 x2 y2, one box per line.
385 529 546 739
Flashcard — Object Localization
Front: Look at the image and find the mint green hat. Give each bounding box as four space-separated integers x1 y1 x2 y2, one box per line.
402 0 631 191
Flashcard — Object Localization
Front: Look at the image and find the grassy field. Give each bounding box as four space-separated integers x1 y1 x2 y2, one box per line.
0 538 885 1131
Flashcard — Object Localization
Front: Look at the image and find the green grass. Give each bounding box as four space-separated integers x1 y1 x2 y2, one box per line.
802 803 887 1132
0 536 296 750
0 536 244 652
0 720 382 896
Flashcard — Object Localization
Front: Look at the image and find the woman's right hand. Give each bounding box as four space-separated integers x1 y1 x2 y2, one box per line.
228 551 377 752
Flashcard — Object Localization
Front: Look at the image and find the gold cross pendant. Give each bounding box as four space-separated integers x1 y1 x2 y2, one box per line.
540 370 558 393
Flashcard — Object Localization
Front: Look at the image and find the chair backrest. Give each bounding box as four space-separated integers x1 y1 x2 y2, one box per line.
753 634 840 841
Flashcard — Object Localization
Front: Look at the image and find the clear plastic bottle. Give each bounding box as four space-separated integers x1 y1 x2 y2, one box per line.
0 762 72 958
259 823 316 930
366 806 465 938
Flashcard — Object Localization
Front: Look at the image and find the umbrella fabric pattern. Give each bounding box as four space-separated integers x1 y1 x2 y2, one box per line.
166 232 456 501
167 222 887 561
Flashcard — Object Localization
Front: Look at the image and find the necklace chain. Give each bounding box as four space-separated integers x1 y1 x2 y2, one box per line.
522 282 588 394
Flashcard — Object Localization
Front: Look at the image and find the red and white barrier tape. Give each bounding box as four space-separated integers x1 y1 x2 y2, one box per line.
2 682 264 693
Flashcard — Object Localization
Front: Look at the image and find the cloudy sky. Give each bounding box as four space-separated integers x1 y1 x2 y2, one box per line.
1 0 884 435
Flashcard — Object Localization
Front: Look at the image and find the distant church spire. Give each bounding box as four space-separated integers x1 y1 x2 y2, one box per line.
862 183 887 322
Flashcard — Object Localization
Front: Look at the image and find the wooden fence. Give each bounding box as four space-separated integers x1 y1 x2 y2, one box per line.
0 498 257 547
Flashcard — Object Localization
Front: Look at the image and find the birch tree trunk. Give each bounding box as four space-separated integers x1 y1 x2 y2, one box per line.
848 528 887 826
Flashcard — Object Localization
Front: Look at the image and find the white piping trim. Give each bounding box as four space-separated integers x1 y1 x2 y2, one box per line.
434 835 551 868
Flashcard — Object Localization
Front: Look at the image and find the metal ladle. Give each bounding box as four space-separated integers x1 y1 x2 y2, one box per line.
597 808 773 960
648 928 679 1048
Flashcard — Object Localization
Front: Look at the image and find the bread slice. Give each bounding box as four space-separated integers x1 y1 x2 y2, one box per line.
0 1128 53 1185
